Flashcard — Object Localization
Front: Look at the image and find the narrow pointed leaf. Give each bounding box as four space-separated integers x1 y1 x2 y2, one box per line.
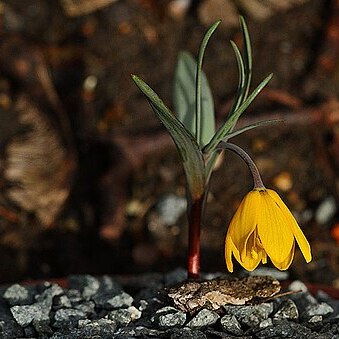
224 119 283 140
204 73 273 153
132 74 205 200
195 20 220 146
239 16 252 103
228 17 252 116
173 51 215 147
229 41 245 113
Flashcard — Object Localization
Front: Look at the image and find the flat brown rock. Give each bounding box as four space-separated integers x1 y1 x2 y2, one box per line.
168 275 281 313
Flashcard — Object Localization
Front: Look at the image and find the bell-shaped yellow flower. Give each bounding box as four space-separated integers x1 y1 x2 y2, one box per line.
225 188 312 272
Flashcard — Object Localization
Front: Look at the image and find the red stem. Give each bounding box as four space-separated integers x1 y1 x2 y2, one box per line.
187 195 204 279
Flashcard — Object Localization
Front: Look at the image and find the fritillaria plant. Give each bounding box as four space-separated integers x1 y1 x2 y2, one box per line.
132 17 311 279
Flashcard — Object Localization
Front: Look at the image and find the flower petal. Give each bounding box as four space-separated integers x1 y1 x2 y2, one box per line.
240 228 262 270
257 191 294 264
266 189 312 263
239 243 262 271
261 251 267 264
227 190 261 252
270 242 295 270
225 234 241 272
225 234 234 272
225 191 263 271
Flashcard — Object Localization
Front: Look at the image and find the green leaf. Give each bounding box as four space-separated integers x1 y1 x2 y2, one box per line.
195 20 220 147
228 17 252 116
229 41 245 114
204 73 273 153
132 74 205 200
223 119 283 140
239 16 252 104
173 51 215 148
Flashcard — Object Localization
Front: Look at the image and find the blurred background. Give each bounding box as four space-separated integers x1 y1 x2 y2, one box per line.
0 0 338 286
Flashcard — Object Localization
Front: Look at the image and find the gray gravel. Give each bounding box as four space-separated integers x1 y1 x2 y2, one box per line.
186 308 220 328
152 306 186 328
220 314 243 335
0 270 338 338
273 299 299 320
3 284 32 306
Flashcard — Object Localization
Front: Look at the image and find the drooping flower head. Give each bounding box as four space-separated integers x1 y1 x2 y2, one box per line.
222 143 312 272
225 188 312 272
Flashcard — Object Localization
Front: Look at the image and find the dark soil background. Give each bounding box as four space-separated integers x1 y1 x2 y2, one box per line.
0 0 338 287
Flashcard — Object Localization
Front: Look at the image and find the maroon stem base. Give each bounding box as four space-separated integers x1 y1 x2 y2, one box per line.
187 195 204 279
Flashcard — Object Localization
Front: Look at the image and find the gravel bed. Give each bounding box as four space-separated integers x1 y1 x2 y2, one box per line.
0 269 338 338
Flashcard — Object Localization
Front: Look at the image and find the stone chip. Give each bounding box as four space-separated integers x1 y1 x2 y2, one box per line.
220 314 243 335
3 284 32 306
151 306 186 328
273 299 299 320
186 309 219 328
223 303 273 327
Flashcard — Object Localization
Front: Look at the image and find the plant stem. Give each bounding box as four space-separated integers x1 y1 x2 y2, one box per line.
187 194 204 279
222 142 265 189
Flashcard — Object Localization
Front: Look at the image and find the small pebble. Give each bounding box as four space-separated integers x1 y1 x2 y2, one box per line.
108 306 141 326
308 315 323 323
106 292 133 309
66 289 82 304
11 302 50 327
98 275 122 294
69 275 100 299
92 291 133 309
54 295 72 309
138 299 148 311
53 308 87 328
315 197 337 224
304 302 334 317
35 284 63 303
74 300 95 316
223 303 273 327
259 318 273 328
153 306 186 328
274 299 299 320
288 280 309 292
220 314 243 335
186 309 219 328
3 284 31 306
156 194 187 226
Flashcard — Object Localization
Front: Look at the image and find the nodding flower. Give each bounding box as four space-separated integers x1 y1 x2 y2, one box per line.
225 188 312 272
222 143 312 272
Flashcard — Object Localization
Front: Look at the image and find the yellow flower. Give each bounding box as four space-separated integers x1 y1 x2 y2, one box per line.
225 188 312 272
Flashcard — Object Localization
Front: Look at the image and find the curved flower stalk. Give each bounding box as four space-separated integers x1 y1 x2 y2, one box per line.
223 143 312 272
